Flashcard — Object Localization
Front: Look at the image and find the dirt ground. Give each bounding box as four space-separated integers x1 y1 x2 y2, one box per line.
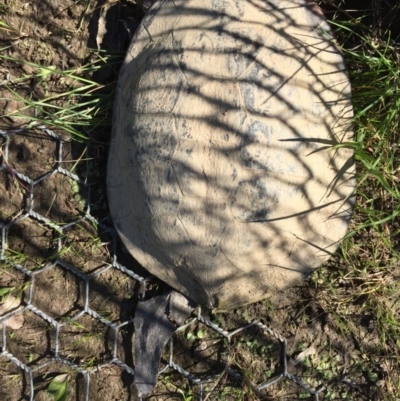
1 1 399 400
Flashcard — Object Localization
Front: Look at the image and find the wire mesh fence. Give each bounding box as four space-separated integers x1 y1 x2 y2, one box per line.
0 126 371 400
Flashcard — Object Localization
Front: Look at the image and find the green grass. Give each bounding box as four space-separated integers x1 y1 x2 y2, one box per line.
311 2 400 399
0 50 121 140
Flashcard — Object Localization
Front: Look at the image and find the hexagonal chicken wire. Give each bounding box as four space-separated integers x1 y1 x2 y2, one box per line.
0 126 368 401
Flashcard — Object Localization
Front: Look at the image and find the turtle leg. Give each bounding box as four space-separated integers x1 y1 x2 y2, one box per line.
133 290 196 396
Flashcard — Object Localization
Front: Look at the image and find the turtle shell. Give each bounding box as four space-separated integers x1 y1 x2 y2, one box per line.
107 0 355 310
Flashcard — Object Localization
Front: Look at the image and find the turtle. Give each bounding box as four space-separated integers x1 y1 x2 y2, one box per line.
107 0 356 312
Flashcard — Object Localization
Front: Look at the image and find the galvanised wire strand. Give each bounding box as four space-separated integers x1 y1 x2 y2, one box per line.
0 126 368 400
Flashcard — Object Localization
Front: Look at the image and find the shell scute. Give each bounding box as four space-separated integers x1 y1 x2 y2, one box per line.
130 47 183 114
107 0 356 310
127 114 178 165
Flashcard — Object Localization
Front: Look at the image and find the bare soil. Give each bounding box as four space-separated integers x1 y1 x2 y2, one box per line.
1 1 399 401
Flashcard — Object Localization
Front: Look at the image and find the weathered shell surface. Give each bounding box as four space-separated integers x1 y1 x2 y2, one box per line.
107 0 355 310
